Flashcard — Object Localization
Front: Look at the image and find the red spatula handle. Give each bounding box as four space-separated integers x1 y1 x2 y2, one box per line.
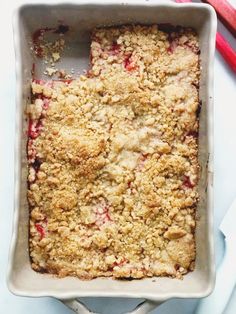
175 0 236 73
216 32 236 73
203 0 236 37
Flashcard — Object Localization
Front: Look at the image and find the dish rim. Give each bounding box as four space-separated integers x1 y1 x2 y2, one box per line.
8 0 216 301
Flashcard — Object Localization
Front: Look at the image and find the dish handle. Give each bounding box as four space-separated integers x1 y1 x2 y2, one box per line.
61 298 163 314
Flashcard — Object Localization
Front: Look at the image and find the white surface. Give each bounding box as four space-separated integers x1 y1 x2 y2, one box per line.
196 198 236 314
195 234 236 314
0 0 235 313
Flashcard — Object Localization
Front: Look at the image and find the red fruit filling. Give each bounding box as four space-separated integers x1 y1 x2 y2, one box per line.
114 257 127 267
32 79 45 85
186 130 198 138
137 153 148 170
95 205 112 227
28 119 43 139
110 42 121 55
124 54 137 71
167 40 178 53
32 158 42 172
42 98 50 110
35 223 45 240
182 175 194 188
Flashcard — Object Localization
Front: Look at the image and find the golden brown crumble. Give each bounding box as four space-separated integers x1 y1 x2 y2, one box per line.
28 25 200 280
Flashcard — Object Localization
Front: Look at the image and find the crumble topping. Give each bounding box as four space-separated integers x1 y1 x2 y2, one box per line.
28 25 200 280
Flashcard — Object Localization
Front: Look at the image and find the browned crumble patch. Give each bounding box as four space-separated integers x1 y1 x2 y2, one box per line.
28 25 200 280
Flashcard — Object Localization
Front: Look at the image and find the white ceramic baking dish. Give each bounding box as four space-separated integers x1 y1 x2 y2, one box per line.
8 1 216 313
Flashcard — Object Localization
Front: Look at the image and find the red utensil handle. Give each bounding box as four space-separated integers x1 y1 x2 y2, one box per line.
203 0 236 37
175 0 236 73
216 32 236 73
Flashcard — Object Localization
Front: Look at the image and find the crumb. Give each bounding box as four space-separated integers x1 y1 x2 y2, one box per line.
44 67 58 76
52 52 60 62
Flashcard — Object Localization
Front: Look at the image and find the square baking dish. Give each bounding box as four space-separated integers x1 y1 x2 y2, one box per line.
8 0 216 306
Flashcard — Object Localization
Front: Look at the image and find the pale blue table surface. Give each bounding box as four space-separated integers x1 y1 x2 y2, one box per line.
0 1 235 313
